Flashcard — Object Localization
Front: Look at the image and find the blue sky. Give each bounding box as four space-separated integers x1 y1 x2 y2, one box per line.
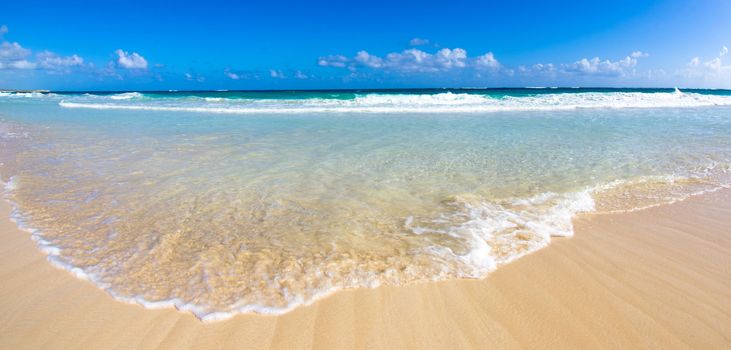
1 0 730 90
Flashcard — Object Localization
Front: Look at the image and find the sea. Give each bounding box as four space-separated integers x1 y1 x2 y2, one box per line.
1 87 730 321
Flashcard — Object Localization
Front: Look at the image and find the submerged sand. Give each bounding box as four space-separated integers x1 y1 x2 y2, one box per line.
1 190 730 349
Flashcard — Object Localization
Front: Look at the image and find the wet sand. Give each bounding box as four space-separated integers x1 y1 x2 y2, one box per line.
1 190 730 349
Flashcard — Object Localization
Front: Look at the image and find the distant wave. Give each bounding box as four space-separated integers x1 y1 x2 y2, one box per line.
0 92 55 98
56 90 731 114
108 92 144 100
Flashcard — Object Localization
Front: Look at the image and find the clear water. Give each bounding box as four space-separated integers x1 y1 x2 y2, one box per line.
1 89 730 320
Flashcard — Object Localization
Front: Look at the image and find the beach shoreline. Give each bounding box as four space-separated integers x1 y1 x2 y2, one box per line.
1 188 730 349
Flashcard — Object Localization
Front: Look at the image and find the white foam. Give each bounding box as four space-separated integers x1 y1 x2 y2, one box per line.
108 92 144 100
2 169 730 322
2 171 597 321
57 90 731 114
410 190 596 278
0 92 54 98
3 176 17 191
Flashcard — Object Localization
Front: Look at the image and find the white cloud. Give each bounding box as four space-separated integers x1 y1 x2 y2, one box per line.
475 52 500 69
0 26 88 74
224 69 261 80
185 72 205 82
0 41 31 61
409 38 429 46
685 46 730 78
0 60 35 70
318 54 349 68
516 52 650 80
517 63 557 78
232 69 307 80
36 51 84 70
386 48 468 71
354 51 383 68
563 53 642 76
0 40 86 72
532 63 556 73
705 57 723 71
320 47 486 73
115 49 148 69
383 49 432 71
0 42 36 70
434 48 468 69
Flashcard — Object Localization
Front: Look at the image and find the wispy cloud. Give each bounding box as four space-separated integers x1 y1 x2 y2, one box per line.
318 54 349 68
225 71 241 80
115 49 148 69
185 72 205 82
270 69 285 78
223 68 263 81
224 68 309 80
0 28 85 72
517 52 648 79
409 38 429 46
684 46 730 81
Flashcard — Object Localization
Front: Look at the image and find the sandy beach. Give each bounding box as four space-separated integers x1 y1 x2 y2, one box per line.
1 189 729 349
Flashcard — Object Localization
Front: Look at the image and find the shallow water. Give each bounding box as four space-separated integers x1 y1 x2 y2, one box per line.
1 89 730 320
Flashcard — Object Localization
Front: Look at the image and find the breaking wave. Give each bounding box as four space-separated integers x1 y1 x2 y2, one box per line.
3 168 729 321
53 89 731 114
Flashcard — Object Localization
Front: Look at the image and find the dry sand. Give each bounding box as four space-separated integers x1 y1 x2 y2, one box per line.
1 190 730 349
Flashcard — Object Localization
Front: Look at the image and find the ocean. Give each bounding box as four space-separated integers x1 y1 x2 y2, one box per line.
1 88 730 321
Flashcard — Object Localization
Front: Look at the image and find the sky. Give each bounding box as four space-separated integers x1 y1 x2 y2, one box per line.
1 0 730 90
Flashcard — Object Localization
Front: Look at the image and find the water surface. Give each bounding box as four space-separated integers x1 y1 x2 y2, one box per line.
1 88 730 320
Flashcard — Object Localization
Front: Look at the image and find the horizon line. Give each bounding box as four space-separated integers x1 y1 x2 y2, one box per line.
2 86 727 94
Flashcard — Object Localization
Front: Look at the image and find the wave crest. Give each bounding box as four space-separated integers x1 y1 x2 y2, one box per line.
108 92 144 100
56 90 731 114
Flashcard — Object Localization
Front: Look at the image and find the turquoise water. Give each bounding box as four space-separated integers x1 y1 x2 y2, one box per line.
1 88 731 320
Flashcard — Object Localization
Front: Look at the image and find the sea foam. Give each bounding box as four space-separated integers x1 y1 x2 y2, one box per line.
53 90 731 114
3 172 728 322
